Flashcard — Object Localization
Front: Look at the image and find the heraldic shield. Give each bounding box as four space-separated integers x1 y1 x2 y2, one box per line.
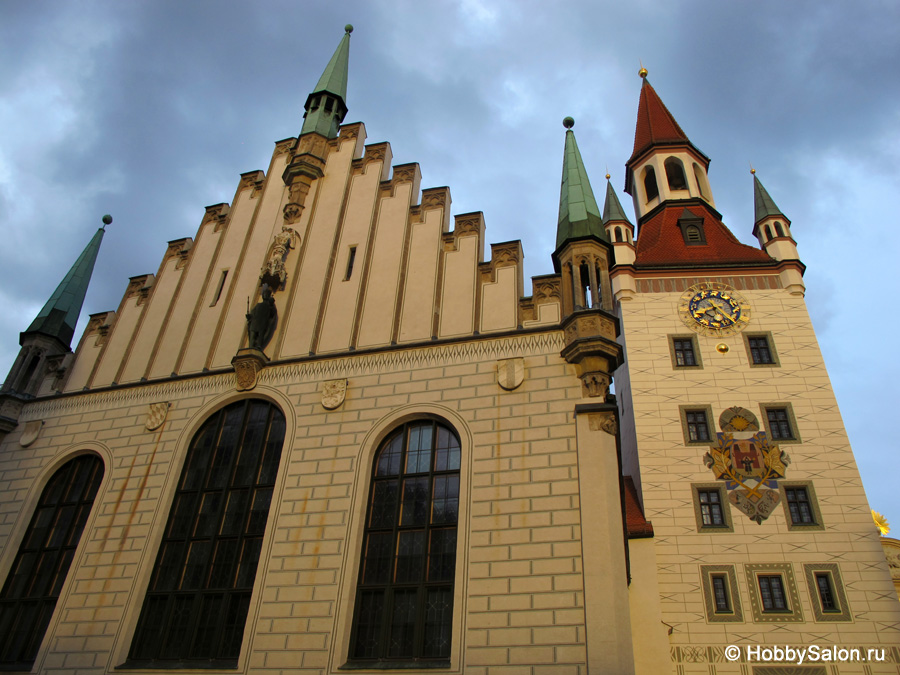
703 407 791 524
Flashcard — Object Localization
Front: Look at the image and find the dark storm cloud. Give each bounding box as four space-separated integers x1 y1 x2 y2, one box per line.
1 0 898 521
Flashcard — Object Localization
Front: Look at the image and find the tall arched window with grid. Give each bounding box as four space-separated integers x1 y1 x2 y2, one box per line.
349 419 460 666
0 454 104 668
127 399 285 667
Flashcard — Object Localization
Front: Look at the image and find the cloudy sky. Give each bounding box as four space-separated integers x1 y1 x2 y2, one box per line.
1 2 898 521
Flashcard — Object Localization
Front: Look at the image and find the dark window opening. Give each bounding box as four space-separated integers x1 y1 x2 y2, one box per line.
325 97 334 113
711 575 730 613
665 157 688 190
643 167 659 202
815 573 838 612
345 246 357 281
698 490 724 527
211 270 229 307
758 575 788 612
615 227 623 243
764 225 773 241
693 164 710 200
686 410 710 443
349 420 460 665
766 408 794 440
774 221 785 237
785 487 814 525
127 400 286 667
748 336 774 365
673 338 697 367
0 455 103 669
19 354 41 393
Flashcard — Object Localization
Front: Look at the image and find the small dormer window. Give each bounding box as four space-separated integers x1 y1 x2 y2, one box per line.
774 221 785 237
677 210 706 245
644 166 659 202
665 157 688 190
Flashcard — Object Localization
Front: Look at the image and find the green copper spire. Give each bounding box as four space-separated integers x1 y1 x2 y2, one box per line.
753 173 786 225
556 117 606 250
23 222 106 348
300 25 352 138
601 178 632 225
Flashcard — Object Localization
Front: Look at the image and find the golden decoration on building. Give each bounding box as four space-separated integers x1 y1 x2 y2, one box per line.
873 510 891 536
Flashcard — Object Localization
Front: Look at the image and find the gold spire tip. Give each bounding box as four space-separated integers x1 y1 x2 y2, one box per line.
638 61 648 79
605 173 611 180
750 162 756 175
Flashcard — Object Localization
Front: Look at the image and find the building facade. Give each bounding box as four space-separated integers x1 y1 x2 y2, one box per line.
0 27 898 675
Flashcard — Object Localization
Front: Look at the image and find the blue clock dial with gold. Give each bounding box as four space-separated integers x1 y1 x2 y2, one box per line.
679 283 751 336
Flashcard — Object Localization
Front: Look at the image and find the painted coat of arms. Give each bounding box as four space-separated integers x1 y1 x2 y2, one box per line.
703 407 790 524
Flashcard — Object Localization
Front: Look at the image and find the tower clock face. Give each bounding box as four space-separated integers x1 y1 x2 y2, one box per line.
678 283 751 336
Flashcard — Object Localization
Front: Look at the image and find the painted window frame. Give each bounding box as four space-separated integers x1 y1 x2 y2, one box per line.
679 405 714 446
743 332 779 367
759 403 802 444
691 483 733 533
699 565 743 622
668 334 702 369
779 481 824 531
802 563 851 621
744 563 804 623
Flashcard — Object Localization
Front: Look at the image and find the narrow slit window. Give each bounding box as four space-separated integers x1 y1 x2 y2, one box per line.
711 575 731 613
211 270 229 306
345 246 357 280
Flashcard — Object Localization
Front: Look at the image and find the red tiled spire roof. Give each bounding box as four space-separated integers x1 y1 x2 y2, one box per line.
635 204 772 267
629 78 691 164
623 476 654 538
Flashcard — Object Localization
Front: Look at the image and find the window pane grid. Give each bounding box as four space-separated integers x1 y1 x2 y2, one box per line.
673 339 696 367
128 400 285 665
758 575 788 611
686 410 710 442
699 490 724 526
0 455 103 668
786 487 814 524
767 409 794 440
351 421 459 663
748 336 773 364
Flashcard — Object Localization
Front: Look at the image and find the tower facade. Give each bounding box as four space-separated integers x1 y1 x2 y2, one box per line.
0 31 897 675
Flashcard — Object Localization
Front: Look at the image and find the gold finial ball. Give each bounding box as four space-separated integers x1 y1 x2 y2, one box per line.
605 173 611 180
750 168 756 175
639 66 648 79
562 116 575 129
345 24 354 34
716 343 729 354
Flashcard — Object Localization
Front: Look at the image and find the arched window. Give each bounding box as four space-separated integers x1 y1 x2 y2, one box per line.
350 420 460 665
128 399 286 667
643 166 659 202
764 225 773 241
665 157 688 190
686 226 702 242
615 227 623 243
0 454 103 668
774 221 785 237
693 163 710 200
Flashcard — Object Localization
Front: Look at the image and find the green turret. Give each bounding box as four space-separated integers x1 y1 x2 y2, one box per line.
555 117 607 251
300 25 353 138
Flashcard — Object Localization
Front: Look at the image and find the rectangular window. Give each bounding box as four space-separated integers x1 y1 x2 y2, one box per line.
210 269 228 306
766 408 794 440
758 575 788 612
672 338 697 367
785 487 814 525
711 575 730 613
815 573 837 612
686 410 710 442
747 336 774 364
698 489 724 527
699 565 742 621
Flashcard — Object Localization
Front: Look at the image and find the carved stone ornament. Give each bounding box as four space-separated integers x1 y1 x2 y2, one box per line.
321 379 348 410
261 226 299 289
283 202 303 225
232 348 269 391
145 402 170 432
496 357 525 391
19 420 44 448
535 280 561 301
581 371 610 399
394 165 417 183
588 413 617 436
455 216 481 234
422 190 446 208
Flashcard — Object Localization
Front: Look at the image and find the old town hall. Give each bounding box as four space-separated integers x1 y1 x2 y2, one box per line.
0 25 898 675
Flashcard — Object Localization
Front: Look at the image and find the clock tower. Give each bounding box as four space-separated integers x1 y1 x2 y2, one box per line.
612 70 897 670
